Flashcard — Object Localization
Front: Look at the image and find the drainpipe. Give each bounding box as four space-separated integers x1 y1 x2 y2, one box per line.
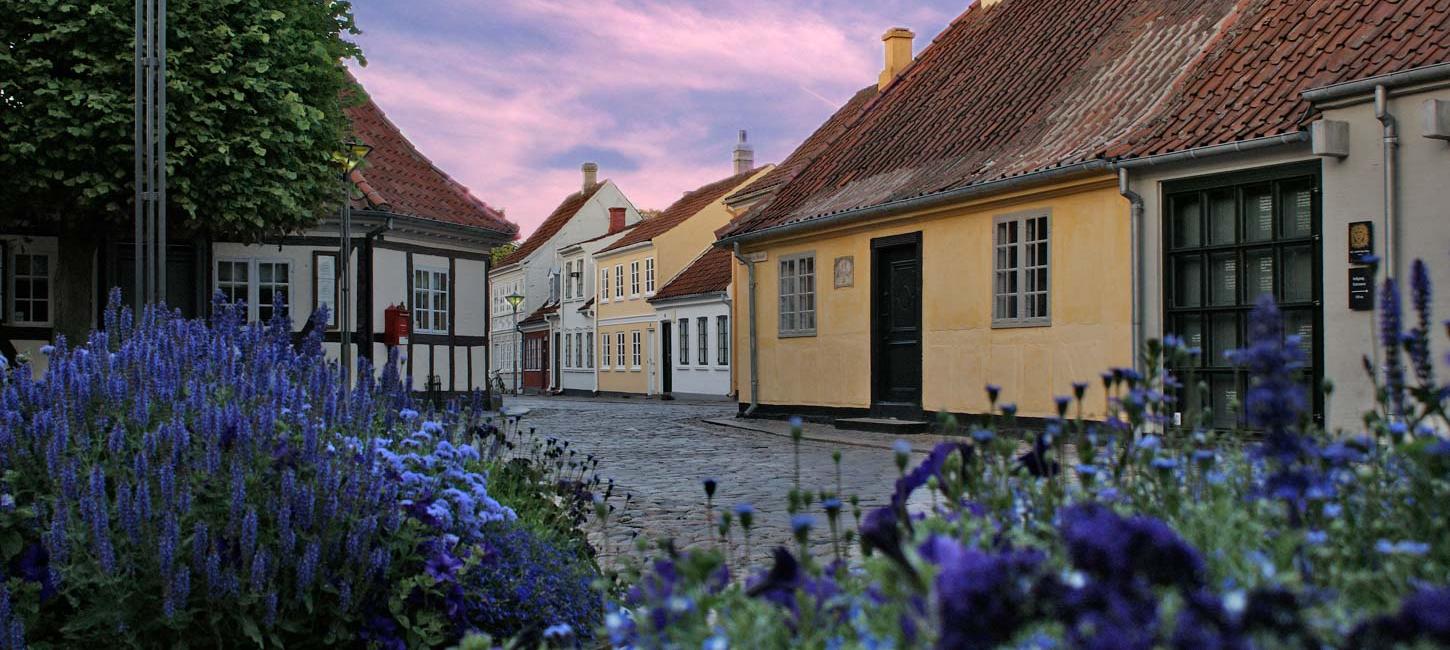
1117 169 1145 374
732 242 759 416
1375 85 1401 281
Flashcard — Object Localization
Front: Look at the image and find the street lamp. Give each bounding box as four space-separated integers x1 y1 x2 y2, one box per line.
335 140 373 392
504 293 525 395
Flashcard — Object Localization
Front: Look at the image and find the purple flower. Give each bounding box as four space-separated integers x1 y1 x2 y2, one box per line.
1381 277 1406 414
926 536 1045 649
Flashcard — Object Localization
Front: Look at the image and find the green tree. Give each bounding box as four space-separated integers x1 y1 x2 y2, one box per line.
0 0 363 239
489 242 518 266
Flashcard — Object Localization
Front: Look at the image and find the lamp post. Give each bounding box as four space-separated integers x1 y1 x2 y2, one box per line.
504 293 525 395
335 141 373 391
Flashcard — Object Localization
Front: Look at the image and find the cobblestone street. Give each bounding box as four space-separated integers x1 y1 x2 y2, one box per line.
498 395 926 566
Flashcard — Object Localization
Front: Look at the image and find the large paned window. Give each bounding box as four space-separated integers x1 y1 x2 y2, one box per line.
630 261 641 297
215 258 290 323
993 211 1050 326
600 268 610 302
587 333 595 368
616 332 626 370
615 265 624 299
631 330 642 369
697 316 708 365
574 332 583 368
412 267 450 334
717 316 729 366
1164 164 1321 428
564 334 573 369
10 252 53 325
564 261 574 300
602 332 613 369
778 253 816 336
645 258 656 294
679 318 689 365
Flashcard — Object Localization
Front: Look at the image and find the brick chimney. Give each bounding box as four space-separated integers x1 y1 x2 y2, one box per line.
582 162 599 192
608 207 627 234
878 27 915 91
732 130 754 175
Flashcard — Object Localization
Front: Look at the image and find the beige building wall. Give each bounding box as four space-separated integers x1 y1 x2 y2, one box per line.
595 244 658 394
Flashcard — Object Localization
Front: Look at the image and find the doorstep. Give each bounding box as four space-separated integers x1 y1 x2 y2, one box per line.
833 417 931 435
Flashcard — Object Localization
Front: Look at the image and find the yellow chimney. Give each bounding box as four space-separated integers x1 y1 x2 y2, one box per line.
878 27 915 91
980 0 1005 7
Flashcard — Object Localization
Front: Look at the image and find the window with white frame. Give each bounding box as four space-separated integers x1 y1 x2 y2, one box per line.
993 212 1050 326
574 332 583 368
602 332 612 368
600 268 610 302
614 265 624 299
778 253 816 337
573 260 584 298
697 316 708 365
630 261 640 297
587 332 595 368
616 332 626 370
717 315 729 366
9 251 54 325
645 257 656 294
564 334 572 369
215 258 291 323
563 261 573 300
413 267 450 334
678 318 689 366
631 330 641 369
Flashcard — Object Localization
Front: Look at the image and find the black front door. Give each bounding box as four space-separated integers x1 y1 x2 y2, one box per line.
660 320 673 394
872 233 923 418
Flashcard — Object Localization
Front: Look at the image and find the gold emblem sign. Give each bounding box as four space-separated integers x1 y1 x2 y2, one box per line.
1350 223 1370 249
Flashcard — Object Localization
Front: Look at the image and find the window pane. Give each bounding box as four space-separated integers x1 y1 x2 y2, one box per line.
1209 189 1238 245
1242 186 1273 243
259 263 273 283
1210 313 1238 368
1280 182 1314 239
1284 309 1315 362
1175 314 1204 365
1244 249 1275 303
1283 245 1313 303
1209 252 1238 306
1173 256 1203 308
1210 373 1240 429
1172 196 1202 249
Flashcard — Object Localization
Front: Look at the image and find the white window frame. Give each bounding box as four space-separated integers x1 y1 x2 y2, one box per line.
412 265 451 335
630 261 641 298
679 318 690 366
614 265 624 299
563 261 573 300
573 259 584 299
717 315 730 366
600 268 610 303
214 257 293 324
574 332 583 368
631 330 642 370
645 257 656 295
587 332 595 368
616 332 626 371
564 333 572 369
602 331 613 369
777 252 817 337
697 316 708 365
7 248 55 327
992 211 1051 328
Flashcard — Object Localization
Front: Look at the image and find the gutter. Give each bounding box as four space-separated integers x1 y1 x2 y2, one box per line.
716 161 1111 247
732 242 759 416
1303 62 1450 105
595 239 654 258
1117 170 1145 374
1113 132 1309 170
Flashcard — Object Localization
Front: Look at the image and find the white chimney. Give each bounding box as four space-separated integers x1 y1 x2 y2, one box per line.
582 162 599 192
733 130 754 175
878 27 915 91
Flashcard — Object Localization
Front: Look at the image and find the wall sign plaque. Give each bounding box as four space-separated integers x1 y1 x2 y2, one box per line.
1348 266 1374 311
1348 221 1374 265
834 256 854 289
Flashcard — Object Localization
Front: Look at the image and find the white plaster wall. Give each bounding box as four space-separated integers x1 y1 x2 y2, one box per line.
652 297 733 397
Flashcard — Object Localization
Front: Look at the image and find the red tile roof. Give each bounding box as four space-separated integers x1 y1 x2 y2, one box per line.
599 168 761 254
650 246 733 301
721 0 1240 237
1111 0 1450 158
497 182 607 267
345 89 517 236
519 302 558 325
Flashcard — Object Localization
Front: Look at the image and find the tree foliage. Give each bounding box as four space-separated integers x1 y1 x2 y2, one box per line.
0 0 363 239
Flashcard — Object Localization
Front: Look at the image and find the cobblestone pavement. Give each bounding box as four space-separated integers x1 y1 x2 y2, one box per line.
498 395 928 567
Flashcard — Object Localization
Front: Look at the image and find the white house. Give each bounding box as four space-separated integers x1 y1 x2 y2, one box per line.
487 164 641 393
553 216 635 395
648 245 735 398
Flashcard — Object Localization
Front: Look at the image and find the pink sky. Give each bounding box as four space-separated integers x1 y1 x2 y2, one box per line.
350 0 964 238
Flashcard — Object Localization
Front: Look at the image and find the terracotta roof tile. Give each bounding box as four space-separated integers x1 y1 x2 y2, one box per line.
598 169 759 254
519 302 558 325
497 182 607 267
650 246 733 301
344 86 517 236
722 0 1240 238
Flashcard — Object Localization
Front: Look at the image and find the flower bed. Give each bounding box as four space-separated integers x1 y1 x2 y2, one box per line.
590 261 1450 649
0 293 601 648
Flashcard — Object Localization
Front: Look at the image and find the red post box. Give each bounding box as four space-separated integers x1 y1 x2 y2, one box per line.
383 303 410 347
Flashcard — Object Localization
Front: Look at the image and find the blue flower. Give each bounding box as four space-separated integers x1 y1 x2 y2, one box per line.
791 514 814 535
399 408 420 421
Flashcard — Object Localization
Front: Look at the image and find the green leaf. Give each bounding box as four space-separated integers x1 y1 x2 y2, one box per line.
240 617 264 648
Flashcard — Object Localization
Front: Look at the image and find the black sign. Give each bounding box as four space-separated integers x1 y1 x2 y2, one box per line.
1349 266 1375 311
1348 221 1374 265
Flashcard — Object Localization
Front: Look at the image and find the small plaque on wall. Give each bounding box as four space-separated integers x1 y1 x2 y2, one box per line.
1349 266 1375 311
1348 221 1374 264
834 256 854 289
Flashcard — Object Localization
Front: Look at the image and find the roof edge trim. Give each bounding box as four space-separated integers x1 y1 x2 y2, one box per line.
1303 63 1450 104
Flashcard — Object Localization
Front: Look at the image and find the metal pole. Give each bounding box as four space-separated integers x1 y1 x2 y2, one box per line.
339 173 352 389
512 305 520 395
143 0 156 303
132 0 143 311
156 0 167 302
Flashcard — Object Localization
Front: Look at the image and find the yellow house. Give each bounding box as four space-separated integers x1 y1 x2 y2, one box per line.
593 164 772 396
715 0 1241 424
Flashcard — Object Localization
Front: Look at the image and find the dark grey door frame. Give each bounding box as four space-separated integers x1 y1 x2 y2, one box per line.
870 231 923 419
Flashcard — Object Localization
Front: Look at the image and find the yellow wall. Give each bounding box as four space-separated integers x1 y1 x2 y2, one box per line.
732 176 1133 419
596 322 652 394
655 167 773 281
595 245 658 394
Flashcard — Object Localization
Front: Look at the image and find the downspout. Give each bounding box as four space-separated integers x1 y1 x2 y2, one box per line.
1118 169 1145 374
360 217 393 369
1374 85 1401 281
732 242 759 416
